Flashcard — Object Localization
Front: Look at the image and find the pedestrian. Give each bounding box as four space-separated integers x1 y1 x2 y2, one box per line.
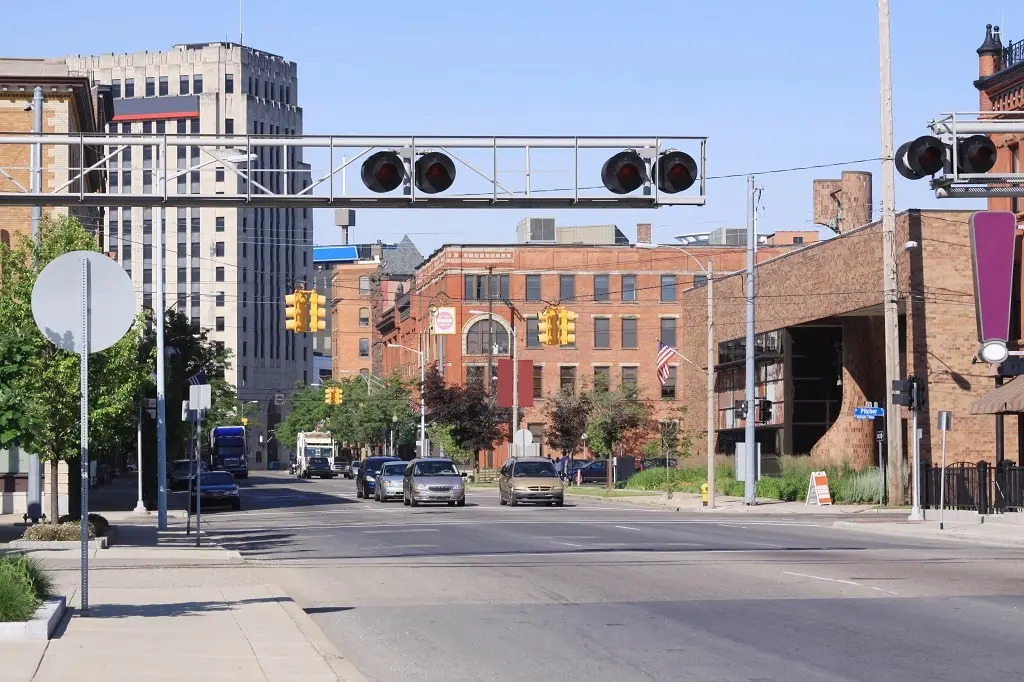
555 455 564 480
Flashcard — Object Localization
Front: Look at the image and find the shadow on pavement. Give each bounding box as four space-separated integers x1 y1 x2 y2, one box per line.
302 606 355 615
68 596 289 619
196 528 301 554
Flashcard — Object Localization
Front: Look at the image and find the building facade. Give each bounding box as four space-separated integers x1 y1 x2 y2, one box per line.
63 43 313 467
378 223 812 469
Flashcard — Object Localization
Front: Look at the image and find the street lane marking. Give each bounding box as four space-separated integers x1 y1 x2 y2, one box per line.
362 528 439 534
734 540 786 548
615 525 643 531
783 571 899 595
552 541 584 547
363 544 439 550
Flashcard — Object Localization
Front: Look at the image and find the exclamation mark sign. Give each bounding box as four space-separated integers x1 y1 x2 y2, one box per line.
970 211 1018 364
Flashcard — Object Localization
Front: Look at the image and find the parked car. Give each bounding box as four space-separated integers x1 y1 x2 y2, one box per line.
571 460 608 484
402 457 466 507
333 458 352 477
301 456 336 479
190 471 241 511
349 460 361 480
170 458 208 491
356 456 402 499
374 461 407 502
499 457 564 506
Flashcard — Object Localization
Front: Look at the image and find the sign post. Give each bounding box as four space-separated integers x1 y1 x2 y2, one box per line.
31 251 136 613
937 410 952 529
189 383 211 546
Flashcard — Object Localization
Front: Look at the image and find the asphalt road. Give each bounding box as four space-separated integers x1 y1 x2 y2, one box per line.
201 472 1024 682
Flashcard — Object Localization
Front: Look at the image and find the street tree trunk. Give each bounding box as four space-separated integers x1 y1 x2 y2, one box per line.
48 459 58 523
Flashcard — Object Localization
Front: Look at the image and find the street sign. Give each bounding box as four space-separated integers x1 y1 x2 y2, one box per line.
431 307 456 335
854 406 885 420
513 429 534 448
937 411 952 432
189 384 212 411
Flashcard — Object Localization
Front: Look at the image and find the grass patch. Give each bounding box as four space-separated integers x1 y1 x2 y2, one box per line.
0 554 54 622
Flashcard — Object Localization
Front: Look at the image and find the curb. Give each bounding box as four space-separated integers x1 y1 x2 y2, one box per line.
832 520 1024 548
565 492 695 512
8 525 119 551
0 596 66 641
271 588 367 682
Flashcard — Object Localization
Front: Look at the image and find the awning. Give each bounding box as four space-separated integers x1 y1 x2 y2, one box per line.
969 376 1024 415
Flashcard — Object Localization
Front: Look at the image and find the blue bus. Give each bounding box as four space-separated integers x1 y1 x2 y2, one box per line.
210 426 249 479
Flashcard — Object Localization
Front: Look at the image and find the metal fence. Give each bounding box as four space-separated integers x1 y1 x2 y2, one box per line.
921 461 1024 514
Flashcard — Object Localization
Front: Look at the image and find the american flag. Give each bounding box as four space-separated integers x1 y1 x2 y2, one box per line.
188 369 208 386
656 341 677 385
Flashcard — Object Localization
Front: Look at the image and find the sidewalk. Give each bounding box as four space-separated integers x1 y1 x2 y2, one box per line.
565 488 895 516
0 518 365 682
833 516 1024 548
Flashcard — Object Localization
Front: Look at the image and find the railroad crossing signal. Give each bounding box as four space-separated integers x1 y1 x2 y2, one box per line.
537 307 559 346
308 291 327 332
324 386 343 405
558 307 577 345
285 289 309 333
896 134 996 181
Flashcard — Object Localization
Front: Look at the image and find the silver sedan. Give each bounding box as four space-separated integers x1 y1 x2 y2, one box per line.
402 457 467 507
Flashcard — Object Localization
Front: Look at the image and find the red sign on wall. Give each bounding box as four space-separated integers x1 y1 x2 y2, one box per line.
496 359 534 409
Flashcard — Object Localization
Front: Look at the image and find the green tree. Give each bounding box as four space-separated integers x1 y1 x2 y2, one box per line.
327 375 417 452
584 384 651 469
276 383 332 451
545 389 592 458
427 423 474 464
0 216 148 521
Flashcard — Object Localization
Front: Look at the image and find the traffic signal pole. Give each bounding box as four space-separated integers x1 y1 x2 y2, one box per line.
743 175 757 505
155 142 169 530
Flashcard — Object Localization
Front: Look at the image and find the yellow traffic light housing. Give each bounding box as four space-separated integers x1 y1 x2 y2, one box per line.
537 307 559 346
285 290 310 333
309 292 327 332
323 386 344 405
558 307 577 346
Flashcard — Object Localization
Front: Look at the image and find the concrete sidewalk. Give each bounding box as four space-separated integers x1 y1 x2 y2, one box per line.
834 516 1024 548
0 519 365 682
565 489 893 516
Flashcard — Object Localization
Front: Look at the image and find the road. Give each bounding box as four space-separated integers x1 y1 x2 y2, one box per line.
199 472 1024 682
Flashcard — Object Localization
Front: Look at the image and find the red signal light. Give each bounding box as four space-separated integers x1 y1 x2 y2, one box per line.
601 150 648 194
896 136 947 180
958 135 997 174
414 152 456 194
361 151 406 193
653 151 698 194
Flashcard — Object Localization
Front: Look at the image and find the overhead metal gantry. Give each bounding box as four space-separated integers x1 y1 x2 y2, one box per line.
0 133 707 209
921 112 1024 199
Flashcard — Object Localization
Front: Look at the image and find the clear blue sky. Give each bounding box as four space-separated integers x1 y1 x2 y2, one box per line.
7 0 1022 253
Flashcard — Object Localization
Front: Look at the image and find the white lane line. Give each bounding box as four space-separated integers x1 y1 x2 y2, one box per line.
717 523 749 529
362 528 439 534
734 540 786 548
615 525 643 531
783 571 899 595
552 541 584 548
362 544 439 551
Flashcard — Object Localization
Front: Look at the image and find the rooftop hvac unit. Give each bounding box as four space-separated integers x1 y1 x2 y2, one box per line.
709 227 747 247
517 217 555 243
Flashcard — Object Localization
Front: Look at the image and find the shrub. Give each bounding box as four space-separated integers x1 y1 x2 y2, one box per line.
22 521 97 542
57 513 109 536
0 555 46 622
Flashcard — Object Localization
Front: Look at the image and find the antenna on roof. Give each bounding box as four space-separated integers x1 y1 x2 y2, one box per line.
239 0 244 46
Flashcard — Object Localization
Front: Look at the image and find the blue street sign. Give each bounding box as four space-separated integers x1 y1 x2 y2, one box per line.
854 406 885 420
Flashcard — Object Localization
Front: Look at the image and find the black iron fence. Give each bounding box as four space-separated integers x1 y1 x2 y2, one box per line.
921 461 1024 514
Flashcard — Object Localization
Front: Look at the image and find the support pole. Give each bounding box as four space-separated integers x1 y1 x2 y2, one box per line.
79 256 91 613
706 259 716 508
879 0 906 505
419 342 427 458
743 175 757 505
27 86 44 524
908 404 923 521
511 324 519 451
133 401 147 513
156 144 168 530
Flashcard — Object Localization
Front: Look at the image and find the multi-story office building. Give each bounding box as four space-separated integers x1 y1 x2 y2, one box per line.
64 42 313 466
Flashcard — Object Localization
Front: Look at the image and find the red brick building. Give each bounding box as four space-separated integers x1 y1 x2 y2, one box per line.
376 222 815 468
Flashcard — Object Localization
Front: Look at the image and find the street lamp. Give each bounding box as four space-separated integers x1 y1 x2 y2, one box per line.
470 310 519 451
386 343 427 458
391 414 398 457
637 242 718 508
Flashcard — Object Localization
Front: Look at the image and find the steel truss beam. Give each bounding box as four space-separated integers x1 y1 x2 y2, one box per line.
0 133 707 209
927 111 1024 197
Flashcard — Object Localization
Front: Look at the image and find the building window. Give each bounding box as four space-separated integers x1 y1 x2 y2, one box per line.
225 73 234 94
621 275 637 301
465 319 510 355
559 366 577 393
593 275 610 302
215 317 225 332
621 366 638 387
526 317 540 347
112 79 121 98
661 275 677 302
594 366 611 392
215 217 225 232
179 75 189 94
593 317 610 349
145 77 155 97
559 275 575 301
215 168 225 182
693 274 708 288
358 307 370 327
193 74 203 94
359 276 371 295
124 78 134 97
660 317 677 348
621 318 638 348
661 366 677 399
525 274 542 302
533 364 543 399
216 292 225 307
225 118 234 135
359 338 370 357
158 76 168 96
215 242 225 257
464 274 509 300
792 236 804 244
216 267 225 282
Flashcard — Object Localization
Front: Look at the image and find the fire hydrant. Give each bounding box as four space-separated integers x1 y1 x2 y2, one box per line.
701 482 709 507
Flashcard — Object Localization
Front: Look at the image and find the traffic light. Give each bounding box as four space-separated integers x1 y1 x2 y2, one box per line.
415 152 456 194
892 376 922 411
308 291 327 332
957 135 997 174
758 399 773 424
896 134 997 180
537 307 558 346
601 150 648 194
285 289 309 333
324 387 343 405
653 150 698 194
361 150 406 193
558 307 577 345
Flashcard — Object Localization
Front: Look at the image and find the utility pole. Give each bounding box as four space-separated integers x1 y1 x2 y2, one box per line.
879 0 905 505
743 175 757 505
706 259 716 508
27 86 43 523
486 266 495 469
155 142 169 530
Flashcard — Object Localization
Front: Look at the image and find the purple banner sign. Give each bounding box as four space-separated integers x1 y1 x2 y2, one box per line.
970 211 1018 363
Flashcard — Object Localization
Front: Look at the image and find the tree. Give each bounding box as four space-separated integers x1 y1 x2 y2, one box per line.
422 364 509 463
427 423 473 464
545 389 592 458
326 375 417 452
585 384 651 486
276 383 332 451
0 216 149 521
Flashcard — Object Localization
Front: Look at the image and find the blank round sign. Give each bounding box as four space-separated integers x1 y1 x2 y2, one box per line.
31 250 137 354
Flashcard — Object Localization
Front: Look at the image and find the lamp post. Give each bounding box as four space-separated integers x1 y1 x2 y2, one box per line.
637 243 718 508
391 414 397 457
386 343 427 457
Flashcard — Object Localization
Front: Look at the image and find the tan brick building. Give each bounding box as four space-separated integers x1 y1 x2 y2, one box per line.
377 223 814 469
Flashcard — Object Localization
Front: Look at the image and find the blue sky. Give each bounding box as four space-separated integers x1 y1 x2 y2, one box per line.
7 0 1022 253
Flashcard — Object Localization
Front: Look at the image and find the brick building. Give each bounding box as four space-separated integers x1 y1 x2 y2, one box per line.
377 221 814 469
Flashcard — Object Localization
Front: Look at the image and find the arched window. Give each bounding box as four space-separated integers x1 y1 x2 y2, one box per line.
465 319 510 355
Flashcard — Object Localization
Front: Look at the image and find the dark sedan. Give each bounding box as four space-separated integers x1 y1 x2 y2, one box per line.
190 471 241 511
356 456 402 499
